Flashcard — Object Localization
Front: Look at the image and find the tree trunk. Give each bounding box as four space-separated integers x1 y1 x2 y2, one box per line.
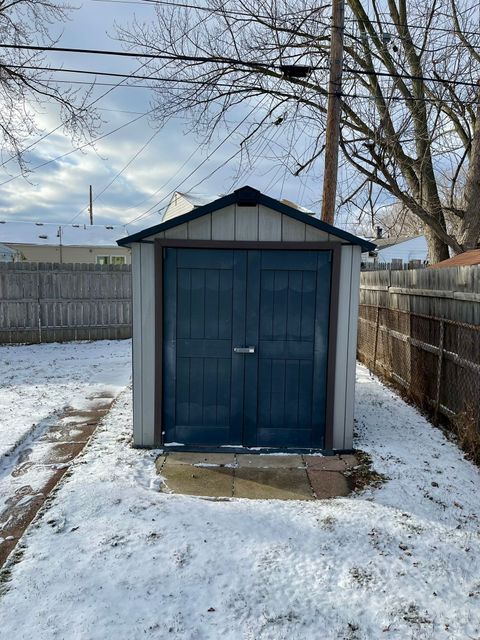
459 101 480 251
424 226 450 263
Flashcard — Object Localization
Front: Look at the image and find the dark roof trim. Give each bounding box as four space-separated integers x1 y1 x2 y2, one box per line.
118 186 376 251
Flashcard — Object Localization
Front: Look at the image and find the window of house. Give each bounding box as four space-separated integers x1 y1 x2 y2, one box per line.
96 255 110 265
111 255 126 265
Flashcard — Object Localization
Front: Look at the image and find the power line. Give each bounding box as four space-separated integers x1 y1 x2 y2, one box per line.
70 126 162 223
0 110 152 187
127 95 270 225
2 43 480 91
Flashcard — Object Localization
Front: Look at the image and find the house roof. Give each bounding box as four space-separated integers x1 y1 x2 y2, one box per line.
429 248 480 268
118 186 376 251
0 242 17 257
371 234 423 251
0 221 130 247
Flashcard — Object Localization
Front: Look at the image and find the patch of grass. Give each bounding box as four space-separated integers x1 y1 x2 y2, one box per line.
347 450 388 492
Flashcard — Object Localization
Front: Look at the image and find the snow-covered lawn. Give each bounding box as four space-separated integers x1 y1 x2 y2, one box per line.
0 346 479 639
0 340 131 458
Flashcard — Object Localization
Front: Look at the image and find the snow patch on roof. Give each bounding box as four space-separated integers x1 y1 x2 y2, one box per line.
0 221 129 247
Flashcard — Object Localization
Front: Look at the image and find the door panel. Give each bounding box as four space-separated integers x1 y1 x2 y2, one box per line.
163 248 244 445
243 250 331 448
163 247 331 448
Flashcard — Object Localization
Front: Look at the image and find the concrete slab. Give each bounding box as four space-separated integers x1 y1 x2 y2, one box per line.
306 469 350 499
340 454 359 469
236 454 304 469
164 452 236 467
303 455 346 472
233 468 313 500
154 455 167 473
160 465 234 497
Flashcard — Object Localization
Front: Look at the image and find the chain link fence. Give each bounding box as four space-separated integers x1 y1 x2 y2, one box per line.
357 304 480 460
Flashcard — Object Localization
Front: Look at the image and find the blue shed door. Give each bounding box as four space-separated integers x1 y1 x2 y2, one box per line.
163 248 331 448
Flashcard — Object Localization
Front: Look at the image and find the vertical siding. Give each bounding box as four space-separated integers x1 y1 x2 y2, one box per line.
332 245 360 450
132 242 156 447
234 205 259 240
343 246 361 449
156 204 333 242
258 206 282 241
131 244 143 446
212 205 235 239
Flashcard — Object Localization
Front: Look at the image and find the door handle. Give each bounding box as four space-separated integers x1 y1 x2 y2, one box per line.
233 346 256 354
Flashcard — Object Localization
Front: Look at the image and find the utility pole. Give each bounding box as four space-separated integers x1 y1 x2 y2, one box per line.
321 0 345 225
89 185 93 225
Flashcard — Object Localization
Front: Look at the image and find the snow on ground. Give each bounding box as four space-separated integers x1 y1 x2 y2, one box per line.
0 340 131 458
0 355 479 639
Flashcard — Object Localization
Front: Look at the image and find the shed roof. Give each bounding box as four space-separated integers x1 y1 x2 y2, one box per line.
118 186 376 251
429 248 480 268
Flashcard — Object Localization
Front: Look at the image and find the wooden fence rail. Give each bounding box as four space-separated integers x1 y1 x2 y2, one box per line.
0 262 132 344
358 265 480 438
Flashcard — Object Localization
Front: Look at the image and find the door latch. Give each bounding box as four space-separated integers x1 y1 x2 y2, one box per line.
233 346 256 354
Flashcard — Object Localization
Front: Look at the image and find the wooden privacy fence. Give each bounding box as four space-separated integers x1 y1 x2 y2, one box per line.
0 262 132 344
357 265 480 436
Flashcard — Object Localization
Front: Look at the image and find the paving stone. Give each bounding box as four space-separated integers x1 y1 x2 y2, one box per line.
233 468 313 500
306 469 350 499
340 454 359 469
164 452 236 467
236 454 304 469
303 455 346 471
160 465 234 497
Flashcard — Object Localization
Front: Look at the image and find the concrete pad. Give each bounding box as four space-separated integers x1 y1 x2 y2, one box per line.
233 468 313 500
340 454 359 469
236 454 304 469
306 469 350 499
164 452 236 467
303 455 346 472
154 455 167 473
160 465 234 497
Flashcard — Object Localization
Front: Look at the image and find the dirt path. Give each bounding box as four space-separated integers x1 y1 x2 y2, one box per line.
0 392 116 568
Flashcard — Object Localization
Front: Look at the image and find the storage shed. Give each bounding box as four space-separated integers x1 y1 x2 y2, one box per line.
118 186 375 452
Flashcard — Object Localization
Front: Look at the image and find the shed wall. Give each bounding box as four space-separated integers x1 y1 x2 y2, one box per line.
151 204 336 242
131 242 155 446
332 245 361 449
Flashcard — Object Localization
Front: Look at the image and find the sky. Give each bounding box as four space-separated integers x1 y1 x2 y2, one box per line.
0 0 350 234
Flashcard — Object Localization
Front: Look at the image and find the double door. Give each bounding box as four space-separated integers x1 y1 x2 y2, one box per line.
163 247 332 448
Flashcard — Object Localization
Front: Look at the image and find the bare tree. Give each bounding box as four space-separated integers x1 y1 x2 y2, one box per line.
118 0 480 261
0 0 99 171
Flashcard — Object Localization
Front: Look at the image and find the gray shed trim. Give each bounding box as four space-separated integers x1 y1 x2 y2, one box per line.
118 186 376 252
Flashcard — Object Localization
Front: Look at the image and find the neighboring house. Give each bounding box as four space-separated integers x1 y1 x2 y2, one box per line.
163 192 223 221
430 248 480 269
0 242 19 262
163 191 314 221
0 221 131 264
362 233 428 268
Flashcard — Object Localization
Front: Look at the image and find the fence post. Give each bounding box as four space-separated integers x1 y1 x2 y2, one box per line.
373 306 380 373
433 319 445 425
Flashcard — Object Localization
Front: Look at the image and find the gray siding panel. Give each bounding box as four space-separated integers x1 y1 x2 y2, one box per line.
140 242 156 446
332 245 353 449
234 204 259 240
258 206 282 241
343 246 361 449
131 243 144 446
131 243 156 447
212 205 235 240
